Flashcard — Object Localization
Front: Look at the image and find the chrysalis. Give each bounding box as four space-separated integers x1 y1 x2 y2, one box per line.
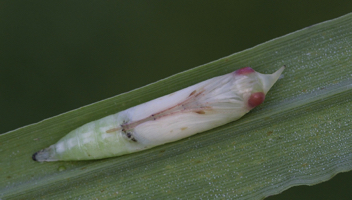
33 67 284 162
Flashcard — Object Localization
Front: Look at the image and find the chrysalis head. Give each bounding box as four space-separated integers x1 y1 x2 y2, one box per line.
233 66 285 109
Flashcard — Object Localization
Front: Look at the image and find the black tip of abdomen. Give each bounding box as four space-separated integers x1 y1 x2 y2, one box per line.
32 152 38 161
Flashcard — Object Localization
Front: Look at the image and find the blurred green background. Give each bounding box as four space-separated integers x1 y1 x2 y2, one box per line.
1 1 351 199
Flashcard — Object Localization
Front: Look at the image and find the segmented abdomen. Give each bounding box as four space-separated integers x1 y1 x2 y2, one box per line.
34 113 145 161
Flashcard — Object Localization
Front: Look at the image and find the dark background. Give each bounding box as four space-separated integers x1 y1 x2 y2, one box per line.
0 1 351 199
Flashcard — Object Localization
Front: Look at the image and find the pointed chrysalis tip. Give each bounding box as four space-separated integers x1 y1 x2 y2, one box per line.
276 65 285 74
256 66 285 94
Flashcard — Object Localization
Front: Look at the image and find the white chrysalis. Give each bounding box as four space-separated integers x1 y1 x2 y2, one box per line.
33 67 284 162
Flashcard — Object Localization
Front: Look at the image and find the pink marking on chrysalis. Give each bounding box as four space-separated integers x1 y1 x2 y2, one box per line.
248 92 265 108
235 67 255 75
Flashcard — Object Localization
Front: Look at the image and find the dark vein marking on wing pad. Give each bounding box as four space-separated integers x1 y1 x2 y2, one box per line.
195 110 205 114
189 90 197 96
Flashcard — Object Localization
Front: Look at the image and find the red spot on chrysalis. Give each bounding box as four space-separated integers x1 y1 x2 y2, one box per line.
248 92 265 108
235 67 255 75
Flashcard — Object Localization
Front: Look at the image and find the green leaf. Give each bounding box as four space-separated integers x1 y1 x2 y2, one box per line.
1 13 352 200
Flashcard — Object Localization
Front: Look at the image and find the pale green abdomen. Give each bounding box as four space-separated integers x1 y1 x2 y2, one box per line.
42 113 145 161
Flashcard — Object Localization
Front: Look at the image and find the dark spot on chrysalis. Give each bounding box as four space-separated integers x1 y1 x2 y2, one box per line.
194 110 205 114
248 92 265 108
189 90 197 96
126 132 137 142
181 127 188 131
235 67 255 75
